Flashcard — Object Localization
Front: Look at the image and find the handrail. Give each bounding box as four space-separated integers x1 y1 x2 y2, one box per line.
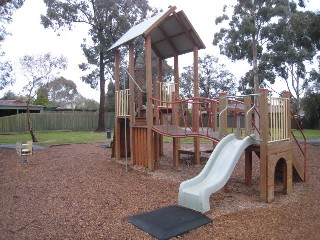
122 68 146 93
218 106 228 136
245 104 257 137
291 111 307 181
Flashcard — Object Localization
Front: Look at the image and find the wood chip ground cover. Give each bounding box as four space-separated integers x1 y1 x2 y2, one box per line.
0 143 319 239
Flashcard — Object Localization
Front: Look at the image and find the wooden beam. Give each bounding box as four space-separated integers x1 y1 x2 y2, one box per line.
259 88 269 202
193 46 200 164
158 25 179 54
245 148 253 185
143 6 177 36
173 54 180 167
129 42 135 164
173 12 197 47
145 35 154 170
114 49 121 159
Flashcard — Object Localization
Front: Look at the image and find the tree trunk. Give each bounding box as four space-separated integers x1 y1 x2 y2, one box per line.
96 50 106 132
26 102 37 142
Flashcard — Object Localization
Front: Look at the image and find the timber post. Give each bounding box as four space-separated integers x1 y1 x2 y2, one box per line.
193 46 200 164
259 88 269 202
145 35 154 170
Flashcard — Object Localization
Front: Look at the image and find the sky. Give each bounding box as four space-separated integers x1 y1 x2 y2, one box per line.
0 0 319 101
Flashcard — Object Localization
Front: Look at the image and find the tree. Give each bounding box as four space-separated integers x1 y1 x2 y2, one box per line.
180 66 194 99
309 56 320 83
81 99 99 111
1 90 18 100
213 0 292 94
180 55 236 99
0 0 24 41
105 80 115 112
33 87 49 107
45 77 78 108
301 87 320 127
41 0 153 131
0 0 24 90
198 55 236 98
264 6 318 114
19 53 67 142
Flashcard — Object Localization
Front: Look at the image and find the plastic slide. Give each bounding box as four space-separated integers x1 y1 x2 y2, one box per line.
178 134 257 213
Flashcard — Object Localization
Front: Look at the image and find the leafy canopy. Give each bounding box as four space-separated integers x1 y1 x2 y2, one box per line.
180 54 236 99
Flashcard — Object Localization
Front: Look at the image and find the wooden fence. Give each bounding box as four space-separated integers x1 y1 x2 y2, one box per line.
0 112 115 133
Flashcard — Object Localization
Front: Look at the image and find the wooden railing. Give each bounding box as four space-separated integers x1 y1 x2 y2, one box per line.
159 82 176 108
268 96 290 142
115 89 130 117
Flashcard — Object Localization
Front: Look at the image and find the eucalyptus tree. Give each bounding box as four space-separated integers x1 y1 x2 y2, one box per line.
213 0 291 94
41 0 152 131
0 0 24 90
45 76 78 108
265 5 318 114
19 53 67 142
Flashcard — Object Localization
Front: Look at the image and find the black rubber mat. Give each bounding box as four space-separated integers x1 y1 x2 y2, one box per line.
126 205 212 240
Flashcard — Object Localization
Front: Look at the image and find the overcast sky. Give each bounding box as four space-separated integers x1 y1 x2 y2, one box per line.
0 0 319 101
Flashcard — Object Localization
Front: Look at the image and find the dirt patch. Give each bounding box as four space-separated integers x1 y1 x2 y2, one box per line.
0 142 319 239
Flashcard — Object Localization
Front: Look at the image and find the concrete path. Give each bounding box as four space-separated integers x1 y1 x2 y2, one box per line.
0 144 47 150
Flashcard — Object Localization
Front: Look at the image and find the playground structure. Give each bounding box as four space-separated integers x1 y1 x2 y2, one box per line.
108 7 307 209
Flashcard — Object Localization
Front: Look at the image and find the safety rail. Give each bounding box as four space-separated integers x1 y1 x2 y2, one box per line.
152 97 219 140
220 94 260 139
268 96 290 142
218 98 245 136
115 89 130 117
291 112 307 181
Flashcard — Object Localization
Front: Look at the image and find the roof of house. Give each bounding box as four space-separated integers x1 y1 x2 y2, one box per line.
0 100 43 111
108 6 206 59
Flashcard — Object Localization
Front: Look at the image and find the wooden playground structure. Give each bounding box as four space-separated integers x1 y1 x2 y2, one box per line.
108 6 307 203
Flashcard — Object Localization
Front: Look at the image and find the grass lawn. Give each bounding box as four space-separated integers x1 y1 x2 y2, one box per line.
0 131 107 147
0 129 319 147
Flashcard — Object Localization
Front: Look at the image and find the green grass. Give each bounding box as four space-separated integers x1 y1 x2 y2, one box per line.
291 129 320 140
0 129 318 147
163 129 320 143
0 131 107 147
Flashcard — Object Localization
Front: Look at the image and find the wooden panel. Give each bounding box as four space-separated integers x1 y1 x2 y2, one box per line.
132 127 148 167
267 141 292 155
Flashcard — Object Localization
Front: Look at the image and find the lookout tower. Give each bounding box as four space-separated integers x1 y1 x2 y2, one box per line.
108 6 206 170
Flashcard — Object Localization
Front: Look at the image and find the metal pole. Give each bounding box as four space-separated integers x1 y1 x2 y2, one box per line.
123 69 128 172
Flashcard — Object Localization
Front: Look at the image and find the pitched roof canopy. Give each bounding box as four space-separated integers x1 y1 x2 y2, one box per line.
108 6 206 59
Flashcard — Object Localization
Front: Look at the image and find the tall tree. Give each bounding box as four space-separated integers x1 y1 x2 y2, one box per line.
19 53 67 142
264 5 318 114
213 0 291 94
180 55 236 99
41 0 152 131
0 0 24 90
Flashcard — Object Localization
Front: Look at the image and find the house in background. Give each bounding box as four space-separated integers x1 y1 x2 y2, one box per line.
0 100 43 117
